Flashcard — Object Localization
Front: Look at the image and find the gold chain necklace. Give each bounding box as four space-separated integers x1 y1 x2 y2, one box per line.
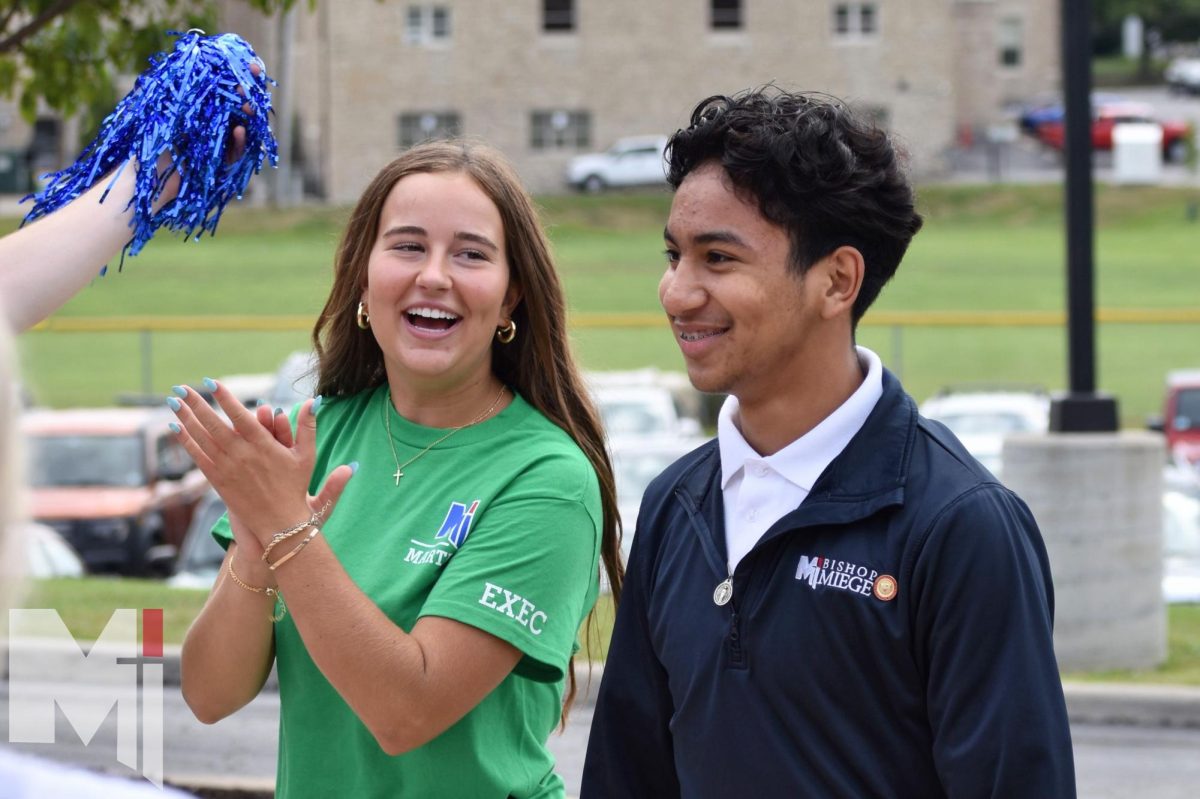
382 384 508 486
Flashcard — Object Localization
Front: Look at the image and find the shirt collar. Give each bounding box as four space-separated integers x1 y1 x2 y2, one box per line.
718 346 884 491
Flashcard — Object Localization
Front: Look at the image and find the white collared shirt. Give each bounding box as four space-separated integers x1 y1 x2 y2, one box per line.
717 346 884 573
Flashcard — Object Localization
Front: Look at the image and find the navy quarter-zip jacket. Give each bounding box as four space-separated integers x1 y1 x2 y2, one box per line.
582 370 1076 798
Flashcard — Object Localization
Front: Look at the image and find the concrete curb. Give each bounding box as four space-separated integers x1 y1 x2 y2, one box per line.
1061 680 1200 729
7 640 1200 727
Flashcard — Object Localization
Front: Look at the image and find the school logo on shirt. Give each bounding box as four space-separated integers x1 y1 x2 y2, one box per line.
796 554 898 602
403 500 481 567
435 500 480 548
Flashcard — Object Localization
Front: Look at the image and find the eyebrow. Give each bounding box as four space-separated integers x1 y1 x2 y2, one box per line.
663 227 751 249
380 225 499 252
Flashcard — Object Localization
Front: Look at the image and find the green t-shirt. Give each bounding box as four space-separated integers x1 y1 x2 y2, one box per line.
214 386 602 798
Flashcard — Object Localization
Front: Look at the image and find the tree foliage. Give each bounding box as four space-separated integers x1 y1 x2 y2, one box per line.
0 0 302 126
1095 0 1200 52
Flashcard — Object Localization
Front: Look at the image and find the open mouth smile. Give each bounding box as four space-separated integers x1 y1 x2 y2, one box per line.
405 306 462 333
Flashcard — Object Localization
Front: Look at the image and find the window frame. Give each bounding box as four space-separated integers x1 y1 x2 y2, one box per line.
397 111 462 149
997 16 1023 69
530 110 592 150
543 0 576 33
831 2 880 41
711 0 743 30
405 4 452 46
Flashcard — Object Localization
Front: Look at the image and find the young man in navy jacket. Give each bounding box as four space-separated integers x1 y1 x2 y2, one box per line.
581 90 1076 798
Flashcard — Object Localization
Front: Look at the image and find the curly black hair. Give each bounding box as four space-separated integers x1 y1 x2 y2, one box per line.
666 88 924 324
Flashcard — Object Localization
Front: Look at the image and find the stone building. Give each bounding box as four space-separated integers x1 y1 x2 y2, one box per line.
218 0 1059 200
3 1 1060 200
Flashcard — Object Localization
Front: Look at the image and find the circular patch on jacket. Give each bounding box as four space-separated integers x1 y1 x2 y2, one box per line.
873 574 898 602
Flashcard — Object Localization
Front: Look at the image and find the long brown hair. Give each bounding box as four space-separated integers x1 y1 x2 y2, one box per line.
311 140 623 716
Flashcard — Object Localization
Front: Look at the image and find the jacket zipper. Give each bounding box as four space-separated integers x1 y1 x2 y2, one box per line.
677 488 749 670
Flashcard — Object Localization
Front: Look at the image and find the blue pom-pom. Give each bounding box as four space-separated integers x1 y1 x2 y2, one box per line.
21 30 278 268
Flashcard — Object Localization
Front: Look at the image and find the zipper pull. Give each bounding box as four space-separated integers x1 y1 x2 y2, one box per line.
713 573 733 606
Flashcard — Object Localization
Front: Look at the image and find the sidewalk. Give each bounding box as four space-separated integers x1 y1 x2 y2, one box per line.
5 637 1199 799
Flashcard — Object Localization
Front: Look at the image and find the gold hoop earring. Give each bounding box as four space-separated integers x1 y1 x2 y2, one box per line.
496 319 516 344
356 302 370 330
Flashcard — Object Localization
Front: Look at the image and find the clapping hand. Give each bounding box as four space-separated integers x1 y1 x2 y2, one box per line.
167 379 355 556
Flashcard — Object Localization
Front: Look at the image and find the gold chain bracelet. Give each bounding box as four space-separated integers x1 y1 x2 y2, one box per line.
227 558 286 622
261 501 333 563
268 526 321 572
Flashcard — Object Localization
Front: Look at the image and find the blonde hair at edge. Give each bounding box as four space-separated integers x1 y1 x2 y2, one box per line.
0 322 24 613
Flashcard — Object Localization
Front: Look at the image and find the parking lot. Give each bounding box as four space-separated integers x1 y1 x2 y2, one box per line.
953 86 1200 185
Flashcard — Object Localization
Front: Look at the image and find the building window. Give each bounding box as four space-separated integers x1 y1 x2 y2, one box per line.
398 111 461 149
405 5 451 45
543 0 575 32
833 3 878 38
432 6 451 38
998 17 1023 67
711 0 742 30
530 110 591 149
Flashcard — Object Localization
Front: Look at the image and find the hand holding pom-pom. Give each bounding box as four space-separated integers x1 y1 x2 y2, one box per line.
22 30 279 267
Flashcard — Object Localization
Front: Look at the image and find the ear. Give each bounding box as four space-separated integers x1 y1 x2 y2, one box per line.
817 245 864 321
502 281 523 320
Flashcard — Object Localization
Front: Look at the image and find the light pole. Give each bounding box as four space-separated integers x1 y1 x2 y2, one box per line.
1051 0 1119 432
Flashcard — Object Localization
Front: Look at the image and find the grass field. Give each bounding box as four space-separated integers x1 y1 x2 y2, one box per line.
11 578 1200 685
11 183 1200 424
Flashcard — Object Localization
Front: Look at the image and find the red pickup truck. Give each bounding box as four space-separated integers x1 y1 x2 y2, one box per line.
1035 102 1192 163
1152 370 1200 467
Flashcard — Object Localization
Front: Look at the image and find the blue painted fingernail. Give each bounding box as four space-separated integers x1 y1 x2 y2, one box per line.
274 407 283 416
168 422 181 434
349 461 360 474
171 385 187 398
312 395 323 413
203 377 218 391
166 397 182 411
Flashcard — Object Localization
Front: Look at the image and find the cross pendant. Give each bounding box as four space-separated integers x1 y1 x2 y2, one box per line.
393 468 403 486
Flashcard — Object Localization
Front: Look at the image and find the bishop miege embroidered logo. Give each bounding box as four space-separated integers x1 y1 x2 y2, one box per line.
796 554 898 602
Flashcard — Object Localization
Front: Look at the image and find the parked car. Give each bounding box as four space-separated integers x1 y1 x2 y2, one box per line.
269 350 318 412
1163 489 1200 604
1034 101 1192 163
168 488 228 589
21 407 208 575
611 436 707 564
1017 92 1125 134
15 521 87 579
565 135 669 193
586 369 702 441
593 384 701 440
919 387 1050 478
1149 369 1200 467
1166 57 1200 95
218 371 276 408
